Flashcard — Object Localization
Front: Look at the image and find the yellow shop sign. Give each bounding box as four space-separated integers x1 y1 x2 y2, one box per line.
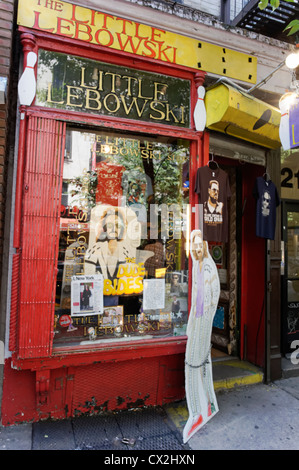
17 0 257 84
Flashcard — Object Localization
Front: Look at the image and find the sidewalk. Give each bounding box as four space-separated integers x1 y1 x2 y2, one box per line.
1 359 299 451
166 377 299 450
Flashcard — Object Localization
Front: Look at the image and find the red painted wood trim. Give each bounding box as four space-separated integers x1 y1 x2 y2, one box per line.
12 336 187 371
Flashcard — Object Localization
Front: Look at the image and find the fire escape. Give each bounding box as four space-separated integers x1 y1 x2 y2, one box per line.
225 0 299 44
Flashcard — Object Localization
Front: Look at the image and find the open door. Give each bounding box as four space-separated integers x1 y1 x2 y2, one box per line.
240 163 265 367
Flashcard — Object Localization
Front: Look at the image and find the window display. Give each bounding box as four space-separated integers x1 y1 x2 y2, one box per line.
54 127 190 346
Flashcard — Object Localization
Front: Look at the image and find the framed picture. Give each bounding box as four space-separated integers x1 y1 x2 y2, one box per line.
212 302 228 335
166 271 188 296
100 306 124 329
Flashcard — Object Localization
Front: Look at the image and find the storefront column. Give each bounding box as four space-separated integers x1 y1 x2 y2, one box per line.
265 148 282 381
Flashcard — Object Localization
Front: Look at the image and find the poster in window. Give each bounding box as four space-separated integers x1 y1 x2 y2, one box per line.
71 274 104 316
143 278 165 310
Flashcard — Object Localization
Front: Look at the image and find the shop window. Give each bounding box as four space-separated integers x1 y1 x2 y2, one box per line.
54 127 190 346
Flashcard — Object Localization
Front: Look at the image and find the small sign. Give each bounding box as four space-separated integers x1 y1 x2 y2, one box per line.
59 314 72 327
289 96 299 150
143 278 165 310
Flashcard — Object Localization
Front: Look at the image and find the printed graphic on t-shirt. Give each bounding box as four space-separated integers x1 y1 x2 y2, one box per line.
253 176 280 240
195 166 231 243
261 190 271 217
204 179 224 227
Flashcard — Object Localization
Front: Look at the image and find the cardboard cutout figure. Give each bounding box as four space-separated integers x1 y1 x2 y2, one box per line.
183 229 220 443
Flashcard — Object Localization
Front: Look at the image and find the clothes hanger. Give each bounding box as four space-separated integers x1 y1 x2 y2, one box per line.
263 172 271 182
207 154 219 170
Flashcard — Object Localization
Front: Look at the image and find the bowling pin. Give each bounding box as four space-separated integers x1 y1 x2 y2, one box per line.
18 51 37 106
194 85 206 131
279 94 291 150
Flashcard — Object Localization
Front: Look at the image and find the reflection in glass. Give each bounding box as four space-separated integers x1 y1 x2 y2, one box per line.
54 127 190 347
288 280 299 302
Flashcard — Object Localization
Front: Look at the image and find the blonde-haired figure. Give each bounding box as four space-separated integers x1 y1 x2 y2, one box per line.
183 229 220 443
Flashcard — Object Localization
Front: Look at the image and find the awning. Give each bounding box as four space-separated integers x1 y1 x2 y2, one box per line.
204 83 281 149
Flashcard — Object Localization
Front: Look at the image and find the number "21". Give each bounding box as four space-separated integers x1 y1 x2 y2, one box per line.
281 168 299 188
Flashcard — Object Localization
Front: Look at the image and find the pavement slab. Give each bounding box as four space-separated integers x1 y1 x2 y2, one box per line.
171 380 299 450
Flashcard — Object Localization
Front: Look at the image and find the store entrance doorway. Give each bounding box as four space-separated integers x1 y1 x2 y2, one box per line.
209 157 266 368
210 163 238 357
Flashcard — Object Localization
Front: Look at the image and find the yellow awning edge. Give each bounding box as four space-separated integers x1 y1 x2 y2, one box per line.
205 83 281 149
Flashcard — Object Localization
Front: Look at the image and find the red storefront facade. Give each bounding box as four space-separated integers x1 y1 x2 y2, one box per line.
1 1 282 425
2 22 207 424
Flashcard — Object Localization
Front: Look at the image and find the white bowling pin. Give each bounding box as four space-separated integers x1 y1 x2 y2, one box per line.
279 94 291 150
18 51 37 106
194 86 206 131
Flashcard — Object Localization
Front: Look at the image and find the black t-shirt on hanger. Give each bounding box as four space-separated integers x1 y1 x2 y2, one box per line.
195 165 231 243
253 176 280 240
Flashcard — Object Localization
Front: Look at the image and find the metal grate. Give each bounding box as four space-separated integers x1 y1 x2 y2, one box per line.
71 358 160 415
32 407 189 450
32 419 75 450
72 414 124 451
73 408 187 451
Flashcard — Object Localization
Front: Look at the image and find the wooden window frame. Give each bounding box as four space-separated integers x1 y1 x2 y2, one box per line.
10 28 206 366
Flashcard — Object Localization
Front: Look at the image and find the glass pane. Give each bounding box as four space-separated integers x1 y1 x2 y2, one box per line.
287 211 299 279
54 127 190 347
288 280 299 303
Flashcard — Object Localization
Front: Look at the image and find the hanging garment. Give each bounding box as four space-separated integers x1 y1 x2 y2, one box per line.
195 166 231 242
253 176 280 240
